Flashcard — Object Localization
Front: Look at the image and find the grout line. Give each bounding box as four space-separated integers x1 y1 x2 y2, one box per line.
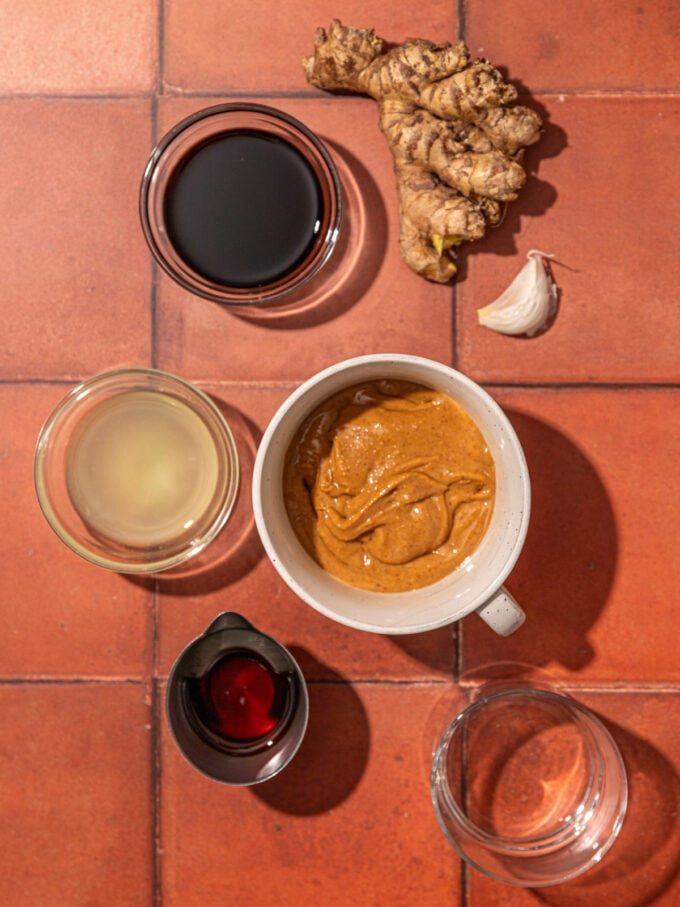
0 377 74 385
1 676 677 692
148 584 160 904
150 266 158 370
484 381 680 391
151 678 163 907
1 378 678 391
451 280 458 371
452 623 459 683
460 704 469 906
0 676 146 684
457 679 680 694
555 684 680 694
0 93 154 101
194 379 680 391
455 620 463 684
0 377 298 388
307 679 451 686
152 579 160 684
158 0 165 97
195 379 301 389
457 0 467 42
150 91 158 150
516 88 680 97
150 571 160 907
160 88 325 99
0 89 678 103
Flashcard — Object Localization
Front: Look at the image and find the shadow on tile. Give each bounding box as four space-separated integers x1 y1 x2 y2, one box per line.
456 91 567 282
462 410 617 675
534 712 680 907
508 410 616 670
233 140 387 329
389 624 456 677
128 397 264 596
252 649 370 815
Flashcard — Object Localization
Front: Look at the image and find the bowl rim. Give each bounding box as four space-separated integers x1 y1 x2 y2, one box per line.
139 102 343 307
252 353 531 634
34 367 240 574
430 683 628 886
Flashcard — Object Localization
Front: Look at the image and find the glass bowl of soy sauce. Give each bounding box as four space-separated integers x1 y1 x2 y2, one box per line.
140 103 342 307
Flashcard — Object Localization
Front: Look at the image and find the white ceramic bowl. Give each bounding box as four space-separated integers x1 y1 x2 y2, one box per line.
253 355 530 636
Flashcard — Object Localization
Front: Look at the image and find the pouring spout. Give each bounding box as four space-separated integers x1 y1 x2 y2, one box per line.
205 612 255 635
179 612 294 677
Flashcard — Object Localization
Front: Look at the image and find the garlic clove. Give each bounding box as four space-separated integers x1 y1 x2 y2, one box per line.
477 250 558 337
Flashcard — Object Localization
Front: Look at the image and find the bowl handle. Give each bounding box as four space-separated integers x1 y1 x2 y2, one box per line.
476 587 526 636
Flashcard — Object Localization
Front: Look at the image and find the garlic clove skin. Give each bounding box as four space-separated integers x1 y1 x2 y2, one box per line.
477 250 558 337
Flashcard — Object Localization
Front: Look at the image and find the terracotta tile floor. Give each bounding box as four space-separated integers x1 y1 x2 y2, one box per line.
0 99 152 379
1 3 679 905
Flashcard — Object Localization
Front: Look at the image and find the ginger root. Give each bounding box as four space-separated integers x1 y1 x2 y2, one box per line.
303 20 542 282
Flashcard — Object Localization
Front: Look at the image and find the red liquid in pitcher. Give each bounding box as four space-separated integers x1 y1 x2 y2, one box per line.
189 652 289 742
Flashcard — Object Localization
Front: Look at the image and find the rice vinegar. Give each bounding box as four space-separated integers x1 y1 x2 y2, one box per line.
66 391 220 548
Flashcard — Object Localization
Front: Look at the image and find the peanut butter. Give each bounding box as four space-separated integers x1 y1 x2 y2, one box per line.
283 380 495 592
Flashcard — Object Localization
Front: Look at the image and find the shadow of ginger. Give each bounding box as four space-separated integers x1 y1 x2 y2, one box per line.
455 90 567 283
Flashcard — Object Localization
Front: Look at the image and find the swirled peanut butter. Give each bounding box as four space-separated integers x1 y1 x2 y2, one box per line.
283 380 495 592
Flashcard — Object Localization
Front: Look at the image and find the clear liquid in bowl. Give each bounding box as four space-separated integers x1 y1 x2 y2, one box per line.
66 390 220 549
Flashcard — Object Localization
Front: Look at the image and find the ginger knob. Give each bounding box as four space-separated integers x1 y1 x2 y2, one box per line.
303 20 542 282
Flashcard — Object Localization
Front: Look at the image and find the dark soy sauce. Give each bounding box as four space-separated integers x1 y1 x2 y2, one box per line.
163 130 324 288
187 651 290 743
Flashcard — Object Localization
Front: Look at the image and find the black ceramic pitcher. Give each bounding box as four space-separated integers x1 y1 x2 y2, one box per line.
167 612 308 785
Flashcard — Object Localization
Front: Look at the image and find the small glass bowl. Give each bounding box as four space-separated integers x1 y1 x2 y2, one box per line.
139 103 342 308
34 368 240 573
431 682 627 887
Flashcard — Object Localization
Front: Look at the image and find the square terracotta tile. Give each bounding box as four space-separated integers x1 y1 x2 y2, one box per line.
0 683 153 907
467 692 680 907
461 388 680 683
155 96 453 382
156 384 454 681
0 385 152 677
0 0 158 94
467 0 680 91
456 96 680 384
163 1 458 93
160 683 461 906
0 100 152 379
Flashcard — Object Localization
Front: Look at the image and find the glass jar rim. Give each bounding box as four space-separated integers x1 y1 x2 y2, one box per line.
431 686 612 852
139 102 343 307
